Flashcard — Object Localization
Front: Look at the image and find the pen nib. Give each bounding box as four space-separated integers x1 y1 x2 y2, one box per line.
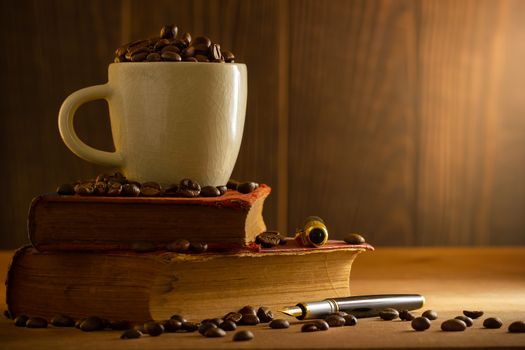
279 305 303 317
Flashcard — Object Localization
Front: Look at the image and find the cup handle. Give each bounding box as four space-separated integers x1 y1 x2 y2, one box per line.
58 84 123 167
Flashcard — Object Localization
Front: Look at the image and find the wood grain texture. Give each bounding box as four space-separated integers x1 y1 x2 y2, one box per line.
125 0 282 231
0 0 122 248
288 0 525 245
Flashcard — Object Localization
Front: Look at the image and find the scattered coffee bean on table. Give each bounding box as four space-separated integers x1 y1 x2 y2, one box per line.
162 319 182 332
233 330 254 341
314 319 330 331
121 328 142 339
256 231 282 248
399 310 415 321
26 317 48 328
344 233 366 244
454 315 473 327
257 307 274 323
441 319 466 332
51 315 75 327
422 310 438 320
205 327 226 337
209 318 224 326
463 310 484 319
145 322 164 336
80 316 105 331
411 317 431 331
240 314 260 325
483 317 503 329
14 315 29 327
325 315 345 327
508 321 525 333
269 319 290 329
224 312 243 323
110 320 132 330
301 323 318 332
189 241 208 253
166 239 190 253
199 322 217 335
237 182 259 194
344 314 358 326
181 321 199 332
75 318 85 328
170 314 186 323
379 308 399 321
219 320 237 331
239 305 257 315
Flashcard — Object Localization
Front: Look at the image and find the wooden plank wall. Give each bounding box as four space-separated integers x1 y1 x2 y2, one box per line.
1 0 524 248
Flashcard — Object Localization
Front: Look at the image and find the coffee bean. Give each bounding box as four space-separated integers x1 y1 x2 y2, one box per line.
441 319 466 332
210 43 222 60
209 318 224 326
189 241 207 253
181 321 199 332
217 185 228 195
80 316 105 331
162 319 182 332
238 182 259 194
107 182 123 196
224 312 243 323
422 310 438 320
110 320 132 330
161 51 182 62
26 317 48 328
167 239 190 253
240 314 260 325
257 306 274 323
220 320 237 331
330 311 348 317
483 317 503 329
178 178 201 197
181 32 191 46
182 46 196 57
454 315 473 327
75 318 85 328
344 233 366 244
192 36 211 51
141 182 162 196
222 50 235 63
315 319 330 331
399 310 416 321
379 308 399 321
199 322 217 335
154 38 170 51
57 183 75 195
145 322 164 336
131 51 149 62
121 328 142 339
122 183 140 197
256 231 282 248
75 182 95 196
233 330 254 341
201 186 221 197
205 327 226 337
51 315 75 327
325 315 345 327
93 181 107 195
160 24 178 39
239 305 257 315
147 52 162 62
161 45 180 54
301 323 318 332
269 319 290 329
411 317 431 331
184 57 198 62
132 241 156 252
344 314 358 326
14 315 29 327
227 180 240 190
169 314 186 323
508 321 525 333
195 54 210 62
463 310 484 319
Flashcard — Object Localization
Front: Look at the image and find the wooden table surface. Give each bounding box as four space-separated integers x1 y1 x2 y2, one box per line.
1 247 524 349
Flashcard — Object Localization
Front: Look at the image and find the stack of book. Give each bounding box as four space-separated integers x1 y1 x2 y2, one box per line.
6 185 372 322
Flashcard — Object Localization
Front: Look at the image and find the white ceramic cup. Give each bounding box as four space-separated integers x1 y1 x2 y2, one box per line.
58 62 247 186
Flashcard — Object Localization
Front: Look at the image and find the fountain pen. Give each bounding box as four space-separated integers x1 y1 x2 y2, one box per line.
279 294 425 320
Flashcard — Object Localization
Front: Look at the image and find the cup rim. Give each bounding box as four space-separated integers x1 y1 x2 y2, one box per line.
109 62 246 67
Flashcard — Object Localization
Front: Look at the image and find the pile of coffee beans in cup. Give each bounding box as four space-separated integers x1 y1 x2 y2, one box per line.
114 24 235 63
56 172 259 198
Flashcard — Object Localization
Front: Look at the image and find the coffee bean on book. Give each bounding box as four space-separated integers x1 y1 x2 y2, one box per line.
94 181 107 195
217 185 227 195
441 319 466 332
51 315 75 327
80 316 105 331
483 317 503 329
121 329 142 339
166 239 190 253
454 315 473 327
422 310 438 320
57 183 75 195
325 315 345 327
256 231 281 248
205 327 226 337
344 314 357 326
14 315 29 327
122 183 140 196
220 320 237 331
233 330 254 341
463 310 484 319
269 319 289 329
141 182 162 196
379 308 399 321
177 178 201 197
344 233 366 244
508 321 525 333
301 323 318 332
257 307 274 323
75 182 95 196
201 186 221 197
314 319 329 331
411 317 431 331
107 182 122 196
237 182 259 194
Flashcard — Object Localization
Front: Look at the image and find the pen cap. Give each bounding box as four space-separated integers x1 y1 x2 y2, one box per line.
294 216 329 247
